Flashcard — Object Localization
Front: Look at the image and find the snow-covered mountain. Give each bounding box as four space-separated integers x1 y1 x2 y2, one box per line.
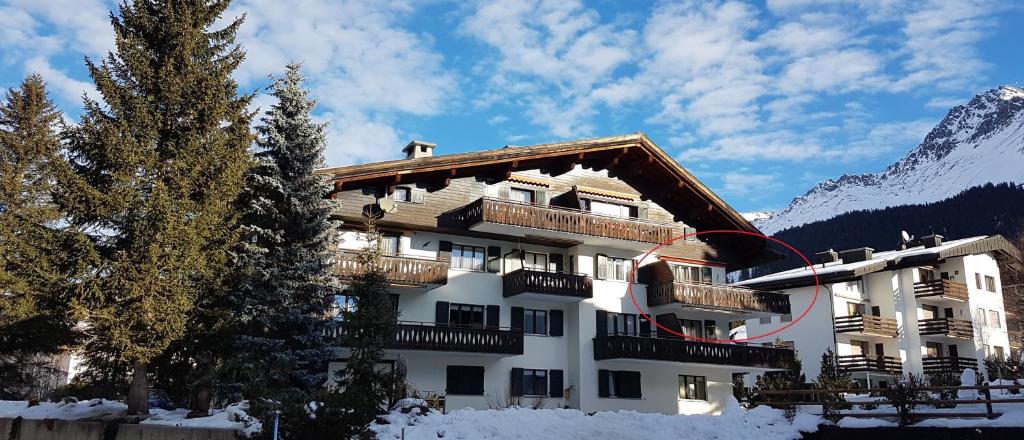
755 85 1024 234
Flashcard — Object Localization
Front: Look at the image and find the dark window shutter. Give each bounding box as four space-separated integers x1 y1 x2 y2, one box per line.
550 253 564 273
486 305 500 328
595 254 608 280
549 369 564 397
487 246 502 273
446 366 458 394
411 187 425 203
510 368 524 397
536 190 548 206
511 307 525 331
656 313 682 338
596 310 608 336
435 301 450 325
639 316 652 337
469 366 485 395
621 371 641 398
549 310 563 336
598 370 610 397
439 240 452 261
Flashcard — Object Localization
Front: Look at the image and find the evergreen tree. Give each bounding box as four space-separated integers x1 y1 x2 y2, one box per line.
56 0 254 414
814 348 853 419
224 64 336 404
0 75 94 398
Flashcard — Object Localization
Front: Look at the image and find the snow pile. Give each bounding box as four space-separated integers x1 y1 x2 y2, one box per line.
0 398 126 420
142 402 261 436
373 398 820 440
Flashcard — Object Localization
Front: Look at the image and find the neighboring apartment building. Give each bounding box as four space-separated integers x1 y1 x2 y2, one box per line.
318 133 795 415
740 234 1023 388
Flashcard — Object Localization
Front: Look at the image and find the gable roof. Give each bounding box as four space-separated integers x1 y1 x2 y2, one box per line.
736 235 1024 290
318 133 760 235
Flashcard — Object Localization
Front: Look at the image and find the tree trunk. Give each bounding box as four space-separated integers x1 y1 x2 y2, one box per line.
126 361 150 415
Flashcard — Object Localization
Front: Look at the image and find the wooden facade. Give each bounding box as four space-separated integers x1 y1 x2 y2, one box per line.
922 356 979 375
592 336 795 369
913 279 969 302
327 321 524 355
502 268 593 300
836 354 902 374
334 251 449 288
834 314 899 338
640 260 790 314
918 317 974 339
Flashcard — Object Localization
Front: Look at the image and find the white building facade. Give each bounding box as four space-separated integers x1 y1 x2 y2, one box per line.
320 134 795 415
741 235 1021 387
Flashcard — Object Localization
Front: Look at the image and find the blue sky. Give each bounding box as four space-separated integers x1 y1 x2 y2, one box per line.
2 0 1022 212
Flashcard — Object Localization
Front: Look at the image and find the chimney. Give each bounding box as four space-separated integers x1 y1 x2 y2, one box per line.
920 234 944 248
403 140 436 159
815 249 840 265
838 247 874 263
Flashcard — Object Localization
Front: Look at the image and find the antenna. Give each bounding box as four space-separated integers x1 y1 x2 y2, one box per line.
377 197 399 214
900 230 911 243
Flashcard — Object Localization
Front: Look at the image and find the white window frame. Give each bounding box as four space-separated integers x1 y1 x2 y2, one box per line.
451 244 486 271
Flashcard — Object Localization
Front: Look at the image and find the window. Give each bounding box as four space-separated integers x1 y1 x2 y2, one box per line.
925 342 943 358
447 366 484 395
985 275 997 292
449 303 485 327
704 320 717 339
850 340 869 356
673 264 714 284
989 310 1001 328
599 370 641 398
523 252 549 271
596 254 634 281
921 304 938 320
780 313 793 322
524 309 547 335
333 295 358 318
452 244 486 271
679 375 707 400
509 187 535 204
977 307 987 326
994 346 1005 358
918 268 936 282
605 312 638 336
759 316 772 325
586 199 633 218
976 273 983 289
380 234 400 256
680 319 704 338
522 369 548 396
393 186 412 202
847 302 866 316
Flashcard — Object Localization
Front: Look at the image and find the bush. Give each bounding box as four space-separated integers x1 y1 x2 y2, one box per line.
985 356 1023 381
928 371 960 408
882 374 929 426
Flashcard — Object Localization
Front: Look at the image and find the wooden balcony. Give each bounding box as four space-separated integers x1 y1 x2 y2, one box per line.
502 268 593 301
918 317 974 339
914 280 968 302
836 354 902 374
334 251 448 289
647 281 790 315
592 336 796 369
458 197 680 244
923 356 979 375
327 321 523 355
1010 331 1022 350
835 314 898 338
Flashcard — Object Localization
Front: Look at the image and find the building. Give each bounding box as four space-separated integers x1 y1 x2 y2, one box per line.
740 234 1023 388
319 133 795 415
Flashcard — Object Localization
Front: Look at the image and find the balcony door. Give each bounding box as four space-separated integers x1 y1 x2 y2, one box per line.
523 251 549 272
926 342 943 358
850 339 869 356
948 345 959 358
921 304 938 320
847 302 866 317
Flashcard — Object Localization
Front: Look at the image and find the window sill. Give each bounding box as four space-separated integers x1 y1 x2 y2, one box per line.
600 396 643 400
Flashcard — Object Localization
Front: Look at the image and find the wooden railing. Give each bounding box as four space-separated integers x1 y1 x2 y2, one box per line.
834 314 898 337
592 335 796 369
327 321 523 355
647 281 790 314
914 279 969 302
922 356 979 374
918 317 973 339
334 251 448 287
1010 331 1022 350
458 197 680 244
502 268 593 299
836 354 902 374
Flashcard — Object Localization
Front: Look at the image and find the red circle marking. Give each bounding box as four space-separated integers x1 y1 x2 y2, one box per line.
627 229 819 343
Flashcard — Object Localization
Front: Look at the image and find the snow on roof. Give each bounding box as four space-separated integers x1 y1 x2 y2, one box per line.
737 236 992 287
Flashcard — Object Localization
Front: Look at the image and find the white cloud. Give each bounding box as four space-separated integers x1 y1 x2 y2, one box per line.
24 57 99 104
720 170 783 197
925 96 968 109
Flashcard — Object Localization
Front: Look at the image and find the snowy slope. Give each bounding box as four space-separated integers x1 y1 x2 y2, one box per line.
756 86 1024 234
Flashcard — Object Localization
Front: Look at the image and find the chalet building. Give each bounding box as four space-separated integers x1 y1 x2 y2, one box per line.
318 133 795 415
740 234 1023 388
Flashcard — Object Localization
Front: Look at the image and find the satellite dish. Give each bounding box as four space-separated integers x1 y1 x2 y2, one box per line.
901 230 911 242
378 197 398 214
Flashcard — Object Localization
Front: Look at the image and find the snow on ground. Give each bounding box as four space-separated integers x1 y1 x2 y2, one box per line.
0 399 260 436
373 398 822 440
142 402 261 436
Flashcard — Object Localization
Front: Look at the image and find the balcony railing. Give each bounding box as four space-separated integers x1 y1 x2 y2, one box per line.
647 281 790 314
334 251 448 288
914 280 969 302
918 317 973 339
592 336 796 369
327 321 523 355
458 197 680 244
834 314 898 338
836 354 902 374
1011 331 1022 350
923 356 979 375
502 268 593 300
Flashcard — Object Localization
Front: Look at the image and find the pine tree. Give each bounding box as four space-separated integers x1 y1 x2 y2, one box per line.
55 0 254 414
0 75 94 398
814 348 852 419
335 221 399 437
224 64 336 404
